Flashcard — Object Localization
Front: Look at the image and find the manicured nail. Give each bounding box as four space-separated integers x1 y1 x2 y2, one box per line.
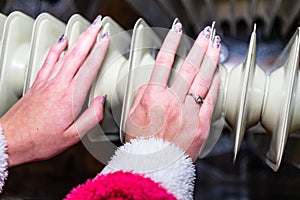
212 35 221 48
172 22 182 33
58 34 66 43
92 15 102 27
101 32 109 39
100 95 107 105
201 26 211 39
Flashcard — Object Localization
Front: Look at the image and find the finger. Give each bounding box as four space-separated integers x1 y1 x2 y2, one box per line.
32 35 68 87
72 33 110 100
171 26 211 102
185 71 220 162
128 84 147 115
172 95 199 153
57 15 103 82
189 35 221 98
65 95 106 142
198 71 220 139
149 22 182 86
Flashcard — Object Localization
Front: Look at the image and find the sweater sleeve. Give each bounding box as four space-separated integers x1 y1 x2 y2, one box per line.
101 137 196 200
0 125 8 192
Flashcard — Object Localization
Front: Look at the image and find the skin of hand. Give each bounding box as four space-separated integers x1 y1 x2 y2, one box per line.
0 16 109 167
125 24 221 162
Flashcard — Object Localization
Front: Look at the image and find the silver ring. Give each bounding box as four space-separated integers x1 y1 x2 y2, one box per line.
188 93 203 104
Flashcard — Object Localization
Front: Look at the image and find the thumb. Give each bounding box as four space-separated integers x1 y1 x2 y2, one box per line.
66 95 106 141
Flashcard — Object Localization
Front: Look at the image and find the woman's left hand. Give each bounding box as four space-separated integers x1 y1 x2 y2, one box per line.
125 24 221 162
0 16 109 167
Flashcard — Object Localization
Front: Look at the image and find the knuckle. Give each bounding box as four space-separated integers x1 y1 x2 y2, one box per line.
156 51 174 66
183 61 198 74
196 74 210 92
46 79 68 92
181 61 198 81
49 44 62 56
69 47 84 58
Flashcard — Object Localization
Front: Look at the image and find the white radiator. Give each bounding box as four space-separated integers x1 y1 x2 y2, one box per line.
0 11 299 171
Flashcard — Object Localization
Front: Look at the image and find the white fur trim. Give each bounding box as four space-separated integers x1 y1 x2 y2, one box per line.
0 124 8 192
101 137 195 200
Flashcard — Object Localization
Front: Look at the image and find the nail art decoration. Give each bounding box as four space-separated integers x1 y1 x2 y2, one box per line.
58 34 66 43
100 95 107 105
212 35 221 48
101 32 109 39
172 22 182 33
92 15 102 26
202 26 211 39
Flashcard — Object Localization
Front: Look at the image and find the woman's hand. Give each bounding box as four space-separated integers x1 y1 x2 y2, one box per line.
125 23 221 162
0 16 109 167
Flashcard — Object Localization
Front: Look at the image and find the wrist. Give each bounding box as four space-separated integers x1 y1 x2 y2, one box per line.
0 118 30 167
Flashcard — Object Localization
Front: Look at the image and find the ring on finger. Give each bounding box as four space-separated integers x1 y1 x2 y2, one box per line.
188 93 204 104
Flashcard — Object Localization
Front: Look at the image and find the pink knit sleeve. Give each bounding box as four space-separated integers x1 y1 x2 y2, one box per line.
65 171 176 200
101 137 195 200
65 137 195 200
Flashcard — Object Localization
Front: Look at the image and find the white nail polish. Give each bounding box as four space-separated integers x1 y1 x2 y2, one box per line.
173 22 182 33
212 35 221 48
92 15 102 27
101 32 109 39
202 26 211 39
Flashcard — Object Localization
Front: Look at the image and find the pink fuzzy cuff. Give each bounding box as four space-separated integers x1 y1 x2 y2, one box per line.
65 171 176 200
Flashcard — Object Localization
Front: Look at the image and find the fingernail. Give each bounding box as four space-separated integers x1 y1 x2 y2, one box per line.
58 34 66 43
212 35 221 48
172 22 182 33
92 15 102 27
201 26 211 39
100 95 107 105
101 31 109 39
